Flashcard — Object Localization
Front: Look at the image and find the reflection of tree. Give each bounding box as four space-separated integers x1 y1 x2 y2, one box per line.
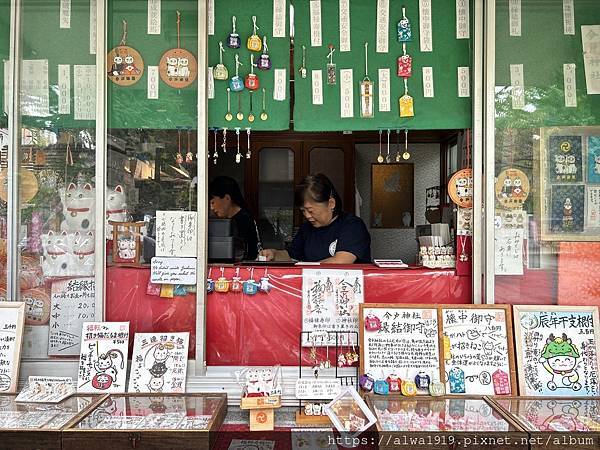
494 85 598 213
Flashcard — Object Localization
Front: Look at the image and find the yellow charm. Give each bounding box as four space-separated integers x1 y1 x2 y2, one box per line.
443 334 452 360
159 284 174 298
401 379 417 396
215 276 230 293
399 94 414 117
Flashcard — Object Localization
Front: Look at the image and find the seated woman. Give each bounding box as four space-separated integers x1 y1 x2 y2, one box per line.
261 173 371 264
209 176 261 260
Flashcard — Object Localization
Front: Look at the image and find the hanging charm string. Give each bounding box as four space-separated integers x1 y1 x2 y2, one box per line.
402 5 407 20
187 126 191 156
364 42 369 78
177 127 182 155
403 42 407 56
263 36 269 53
232 16 237 34
404 78 409 95
235 54 243 77
176 10 181 49
327 46 335 63
405 129 408 152
219 42 225 65
65 133 73 166
252 15 259 35
119 20 128 46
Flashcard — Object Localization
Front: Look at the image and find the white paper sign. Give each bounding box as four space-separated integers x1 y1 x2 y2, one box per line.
582 25 600 95
563 63 577 107
442 307 512 395
339 0 351 52
310 0 322 47
376 0 389 53
74 65 96 120
147 0 161 35
419 0 433 52
312 69 323 105
586 186 600 227
208 0 214 35
274 68 287 101
207 67 215 99
49 278 95 356
0 303 24 393
151 257 197 284
458 66 470 97
509 0 521 36
563 0 575 35
378 68 390 112
127 332 189 393
362 307 440 383
147 65 159 99
495 228 524 275
60 0 71 29
16 377 74 403
340 68 353 118
510 63 525 109
273 0 286 37
77 322 129 393
456 0 469 39
89 0 97 54
58 64 70 114
295 378 342 399
155 211 198 258
21 60 50 117
302 269 364 346
422 66 434 97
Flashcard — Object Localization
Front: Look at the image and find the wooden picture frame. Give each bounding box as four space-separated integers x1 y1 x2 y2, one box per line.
109 221 144 266
539 126 600 241
513 305 600 397
370 163 414 229
0 301 25 393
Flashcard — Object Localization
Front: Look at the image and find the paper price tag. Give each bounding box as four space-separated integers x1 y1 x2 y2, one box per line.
58 64 71 114
563 63 576 107
340 69 354 118
378 68 390 112
274 68 287 101
147 66 159 99
510 64 524 109
312 70 323 105
458 67 470 97
423 67 434 98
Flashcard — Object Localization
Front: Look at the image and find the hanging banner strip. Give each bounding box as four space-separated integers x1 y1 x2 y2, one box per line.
273 0 286 37
312 70 323 105
563 0 575 35
510 64 525 109
378 68 390 112
339 0 351 52
458 67 470 97
60 0 71 29
582 25 600 94
207 67 215 99
422 66 434 97
419 0 433 52
310 0 322 47
376 0 389 53
274 68 287 100
58 64 71 114
509 0 521 37
208 0 215 35
563 63 577 107
147 66 159 99
147 0 161 35
340 68 354 118
456 0 469 39
74 65 96 120
89 0 97 55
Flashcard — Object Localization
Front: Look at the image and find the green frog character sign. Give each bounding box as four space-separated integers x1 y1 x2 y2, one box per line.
539 333 581 392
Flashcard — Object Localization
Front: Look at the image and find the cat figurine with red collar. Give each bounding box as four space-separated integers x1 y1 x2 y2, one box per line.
42 231 70 277
62 183 95 232
70 231 95 276
106 185 128 237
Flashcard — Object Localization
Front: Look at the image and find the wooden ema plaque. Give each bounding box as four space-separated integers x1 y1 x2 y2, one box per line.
107 46 144 87
448 168 473 208
159 11 197 89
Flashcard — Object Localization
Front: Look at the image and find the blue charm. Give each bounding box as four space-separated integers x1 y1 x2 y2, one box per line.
206 278 215 293
374 379 389 395
243 279 258 295
359 373 374 392
229 76 244 92
449 367 466 394
397 6 412 42
415 371 431 390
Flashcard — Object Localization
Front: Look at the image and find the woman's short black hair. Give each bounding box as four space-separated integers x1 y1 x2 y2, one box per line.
295 173 343 216
208 176 248 209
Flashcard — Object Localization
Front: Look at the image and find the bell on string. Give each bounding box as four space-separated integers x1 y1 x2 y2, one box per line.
257 36 272 70
227 16 240 49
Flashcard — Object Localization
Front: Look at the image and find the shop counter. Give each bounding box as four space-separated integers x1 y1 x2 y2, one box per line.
0 394 105 450
365 394 528 450
487 396 600 450
62 393 227 450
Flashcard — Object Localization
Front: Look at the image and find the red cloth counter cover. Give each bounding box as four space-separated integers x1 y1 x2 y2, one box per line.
106 264 470 366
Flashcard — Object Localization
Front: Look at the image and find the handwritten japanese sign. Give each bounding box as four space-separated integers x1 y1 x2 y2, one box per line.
361 305 441 385
77 322 129 394
302 269 364 346
494 228 524 275
295 378 342 400
128 332 189 393
155 211 197 258
21 60 50 117
441 307 514 395
0 302 25 393
49 278 95 356
514 306 600 397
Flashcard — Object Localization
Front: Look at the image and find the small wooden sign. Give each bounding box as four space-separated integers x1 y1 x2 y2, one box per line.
107 46 145 87
495 168 530 209
159 48 197 89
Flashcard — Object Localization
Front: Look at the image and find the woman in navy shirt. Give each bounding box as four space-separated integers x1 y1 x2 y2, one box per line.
261 174 371 264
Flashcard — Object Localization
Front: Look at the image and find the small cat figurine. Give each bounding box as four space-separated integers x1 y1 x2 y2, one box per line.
62 183 95 232
42 231 70 277
70 231 95 276
117 236 136 260
106 185 128 237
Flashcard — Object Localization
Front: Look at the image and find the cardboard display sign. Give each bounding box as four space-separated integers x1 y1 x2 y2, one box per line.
0 302 25 393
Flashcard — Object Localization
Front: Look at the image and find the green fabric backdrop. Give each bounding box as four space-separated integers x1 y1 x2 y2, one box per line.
207 0 290 130
293 0 473 131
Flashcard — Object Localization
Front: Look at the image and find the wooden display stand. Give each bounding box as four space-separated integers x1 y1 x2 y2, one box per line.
240 395 281 431
295 409 331 426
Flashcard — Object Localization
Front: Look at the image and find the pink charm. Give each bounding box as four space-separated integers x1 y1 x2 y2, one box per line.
492 369 511 395
365 313 382 332
397 54 412 78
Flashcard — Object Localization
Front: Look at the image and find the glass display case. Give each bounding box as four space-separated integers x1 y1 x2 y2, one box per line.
63 393 227 450
489 397 600 450
0 394 104 450
365 395 528 450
